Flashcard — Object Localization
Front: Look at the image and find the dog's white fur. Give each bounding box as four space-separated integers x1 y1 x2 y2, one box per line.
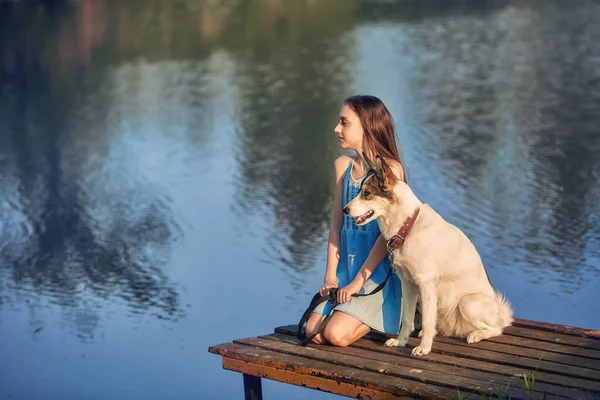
344 164 513 356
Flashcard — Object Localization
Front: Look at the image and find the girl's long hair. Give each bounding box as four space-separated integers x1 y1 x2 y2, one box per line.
344 95 408 183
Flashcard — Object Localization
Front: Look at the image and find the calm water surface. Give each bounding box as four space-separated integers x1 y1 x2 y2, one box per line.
0 1 599 399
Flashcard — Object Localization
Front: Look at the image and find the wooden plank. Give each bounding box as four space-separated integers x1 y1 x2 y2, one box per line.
505 326 600 350
210 342 463 399
487 333 600 361
353 332 600 394
254 334 588 399
346 334 600 397
277 325 600 381
427 335 600 370
514 319 600 339
403 337 599 382
265 332 597 398
275 326 600 393
243 374 262 400
224 359 393 400
240 336 532 399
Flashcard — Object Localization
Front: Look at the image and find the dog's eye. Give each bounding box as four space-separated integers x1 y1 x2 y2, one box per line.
362 189 371 197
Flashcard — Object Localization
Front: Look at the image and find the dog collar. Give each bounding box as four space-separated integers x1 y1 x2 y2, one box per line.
386 208 420 252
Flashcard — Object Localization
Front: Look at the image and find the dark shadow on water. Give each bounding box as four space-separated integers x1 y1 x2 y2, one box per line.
356 0 544 24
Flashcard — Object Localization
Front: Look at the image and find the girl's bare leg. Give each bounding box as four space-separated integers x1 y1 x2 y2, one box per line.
322 312 370 347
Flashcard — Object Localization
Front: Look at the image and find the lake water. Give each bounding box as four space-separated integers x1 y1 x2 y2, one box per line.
0 0 599 399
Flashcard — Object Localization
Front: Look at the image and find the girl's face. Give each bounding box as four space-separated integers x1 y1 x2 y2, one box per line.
334 104 364 151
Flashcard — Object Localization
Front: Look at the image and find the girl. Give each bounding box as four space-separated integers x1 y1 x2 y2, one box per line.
306 95 407 347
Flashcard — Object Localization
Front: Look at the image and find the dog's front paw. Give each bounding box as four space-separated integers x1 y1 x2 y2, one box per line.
411 345 431 356
384 336 408 347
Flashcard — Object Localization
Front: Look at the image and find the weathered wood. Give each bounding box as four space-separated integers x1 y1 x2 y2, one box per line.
423 334 600 370
210 319 600 400
505 326 600 350
243 374 262 400
398 336 599 383
275 325 600 394
252 334 587 399
513 319 600 339
487 333 600 360
345 334 600 396
210 342 464 399
238 337 525 398
278 325 600 382
224 359 403 400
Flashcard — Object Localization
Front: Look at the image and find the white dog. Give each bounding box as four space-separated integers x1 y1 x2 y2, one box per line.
344 154 513 356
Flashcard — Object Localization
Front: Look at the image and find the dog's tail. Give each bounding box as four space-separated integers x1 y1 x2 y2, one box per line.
494 291 514 328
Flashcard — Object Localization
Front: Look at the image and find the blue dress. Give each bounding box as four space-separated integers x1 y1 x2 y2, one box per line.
313 158 402 334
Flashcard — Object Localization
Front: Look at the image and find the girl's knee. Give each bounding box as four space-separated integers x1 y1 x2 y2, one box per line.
323 326 351 347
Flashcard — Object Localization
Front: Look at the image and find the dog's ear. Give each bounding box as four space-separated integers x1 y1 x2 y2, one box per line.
363 152 385 182
374 156 385 183
377 156 400 190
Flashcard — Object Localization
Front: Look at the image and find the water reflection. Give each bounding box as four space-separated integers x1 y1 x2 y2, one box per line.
0 0 598 352
351 1 600 292
0 67 184 341
0 0 365 340
233 17 355 276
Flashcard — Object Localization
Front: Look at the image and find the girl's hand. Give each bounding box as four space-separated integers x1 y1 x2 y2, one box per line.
336 280 362 304
320 278 338 297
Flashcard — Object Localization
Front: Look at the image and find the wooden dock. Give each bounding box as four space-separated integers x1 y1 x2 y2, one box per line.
209 319 600 399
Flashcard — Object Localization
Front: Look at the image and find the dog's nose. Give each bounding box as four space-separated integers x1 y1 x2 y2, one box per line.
343 206 350 215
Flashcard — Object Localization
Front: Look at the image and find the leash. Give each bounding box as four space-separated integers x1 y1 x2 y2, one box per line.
297 263 395 346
